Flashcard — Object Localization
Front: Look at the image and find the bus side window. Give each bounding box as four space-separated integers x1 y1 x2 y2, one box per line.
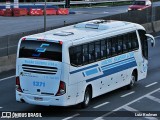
128 42 132 50
101 40 106 58
128 33 137 51
107 39 112 57
82 44 89 64
89 43 95 63
95 41 101 60
131 32 139 49
117 36 123 54
111 37 116 56
138 30 148 59
123 34 128 53
123 44 127 51
70 45 82 66
69 47 75 65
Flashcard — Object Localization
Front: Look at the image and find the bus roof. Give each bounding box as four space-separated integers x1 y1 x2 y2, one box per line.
24 20 145 43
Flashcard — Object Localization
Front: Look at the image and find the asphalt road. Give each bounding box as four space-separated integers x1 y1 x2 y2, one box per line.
0 33 160 120
0 5 128 37
0 1 160 37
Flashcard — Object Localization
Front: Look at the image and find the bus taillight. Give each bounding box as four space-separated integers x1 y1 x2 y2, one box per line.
59 41 63 45
16 76 23 92
22 37 26 41
56 81 66 96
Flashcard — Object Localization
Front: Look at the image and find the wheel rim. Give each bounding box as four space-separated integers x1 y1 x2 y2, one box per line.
131 75 135 87
84 90 90 105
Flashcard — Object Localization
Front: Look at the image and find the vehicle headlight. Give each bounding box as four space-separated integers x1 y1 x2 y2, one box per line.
138 8 142 10
128 8 132 11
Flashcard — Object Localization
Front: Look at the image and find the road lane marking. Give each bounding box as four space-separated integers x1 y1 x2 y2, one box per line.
123 105 137 111
62 113 80 120
93 102 109 109
146 95 160 104
0 107 2 109
120 91 135 98
103 11 109 14
145 82 158 88
0 75 15 82
123 106 158 120
93 87 160 120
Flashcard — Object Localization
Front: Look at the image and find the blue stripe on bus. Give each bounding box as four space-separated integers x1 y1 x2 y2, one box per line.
82 72 85 77
85 68 99 76
101 57 134 69
70 64 98 74
86 61 137 83
102 58 135 71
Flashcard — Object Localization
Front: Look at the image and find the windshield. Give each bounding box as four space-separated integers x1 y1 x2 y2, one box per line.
133 1 145 5
19 40 62 62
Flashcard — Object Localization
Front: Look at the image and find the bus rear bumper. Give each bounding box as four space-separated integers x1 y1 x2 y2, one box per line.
16 91 68 106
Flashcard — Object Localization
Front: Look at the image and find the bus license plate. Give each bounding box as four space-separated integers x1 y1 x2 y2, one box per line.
34 97 43 101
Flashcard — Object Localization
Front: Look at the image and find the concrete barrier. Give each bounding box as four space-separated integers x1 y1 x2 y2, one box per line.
153 21 160 32
0 20 160 73
0 54 16 73
142 23 153 34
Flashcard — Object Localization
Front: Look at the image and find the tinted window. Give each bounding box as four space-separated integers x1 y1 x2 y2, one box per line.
70 45 82 66
101 40 107 58
89 43 95 63
138 30 148 59
111 37 116 56
19 40 62 62
69 31 139 66
107 39 112 57
130 32 139 50
117 36 123 54
95 41 101 60
83 44 89 64
133 1 145 5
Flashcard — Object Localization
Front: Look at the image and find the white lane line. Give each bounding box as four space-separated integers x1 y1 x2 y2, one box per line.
93 102 109 109
103 11 109 14
123 106 158 120
123 105 138 111
145 82 158 88
0 75 15 82
120 91 135 98
93 87 160 120
146 95 160 104
62 113 80 120
0 107 2 109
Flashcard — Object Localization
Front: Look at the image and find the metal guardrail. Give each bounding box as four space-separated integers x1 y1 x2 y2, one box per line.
36 0 132 7
0 0 132 8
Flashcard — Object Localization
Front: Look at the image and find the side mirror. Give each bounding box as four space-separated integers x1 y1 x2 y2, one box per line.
145 34 155 47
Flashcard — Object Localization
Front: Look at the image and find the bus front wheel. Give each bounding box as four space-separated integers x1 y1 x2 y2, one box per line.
127 72 137 90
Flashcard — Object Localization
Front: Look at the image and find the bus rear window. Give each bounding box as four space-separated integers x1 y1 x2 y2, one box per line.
19 40 62 62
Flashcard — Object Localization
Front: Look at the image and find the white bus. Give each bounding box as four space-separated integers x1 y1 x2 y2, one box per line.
16 20 155 108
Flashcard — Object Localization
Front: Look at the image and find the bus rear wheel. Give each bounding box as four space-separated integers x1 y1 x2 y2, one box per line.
81 87 91 108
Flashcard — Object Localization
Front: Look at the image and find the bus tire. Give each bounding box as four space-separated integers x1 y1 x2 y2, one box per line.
127 71 137 90
81 87 91 108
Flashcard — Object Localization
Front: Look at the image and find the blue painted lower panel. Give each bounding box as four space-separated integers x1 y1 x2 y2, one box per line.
86 61 137 83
